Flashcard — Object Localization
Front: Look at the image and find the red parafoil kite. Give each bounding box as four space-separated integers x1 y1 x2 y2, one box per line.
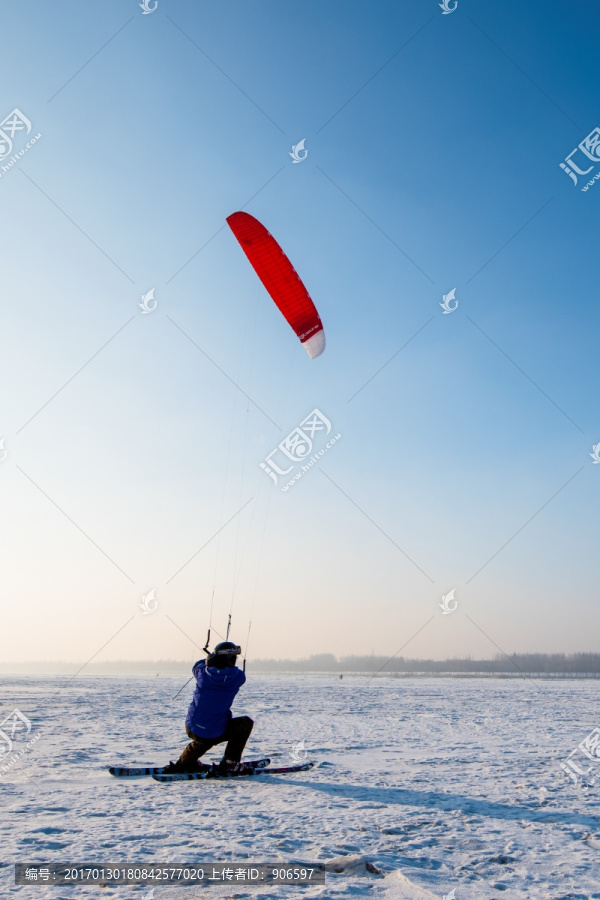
226 211 325 359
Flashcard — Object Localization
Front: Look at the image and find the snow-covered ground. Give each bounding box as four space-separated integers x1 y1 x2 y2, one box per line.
1 674 600 899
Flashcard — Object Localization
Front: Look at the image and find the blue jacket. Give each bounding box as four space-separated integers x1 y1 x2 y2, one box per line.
185 660 246 739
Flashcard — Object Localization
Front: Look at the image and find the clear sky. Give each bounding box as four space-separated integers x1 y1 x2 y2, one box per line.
1 0 599 668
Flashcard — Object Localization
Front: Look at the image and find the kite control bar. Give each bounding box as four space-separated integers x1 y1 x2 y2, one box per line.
171 616 244 700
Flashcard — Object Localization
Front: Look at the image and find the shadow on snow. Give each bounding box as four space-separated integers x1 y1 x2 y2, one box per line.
263 778 600 828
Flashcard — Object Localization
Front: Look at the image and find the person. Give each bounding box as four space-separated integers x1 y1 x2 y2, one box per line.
164 641 253 774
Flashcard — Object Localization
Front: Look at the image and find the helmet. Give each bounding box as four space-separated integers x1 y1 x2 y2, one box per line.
207 641 241 669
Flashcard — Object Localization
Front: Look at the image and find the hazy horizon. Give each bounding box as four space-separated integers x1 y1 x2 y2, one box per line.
3 650 600 677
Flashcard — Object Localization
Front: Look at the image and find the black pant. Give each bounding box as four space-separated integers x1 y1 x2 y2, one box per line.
178 716 253 767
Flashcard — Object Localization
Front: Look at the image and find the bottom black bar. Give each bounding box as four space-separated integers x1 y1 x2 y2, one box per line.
15 863 326 886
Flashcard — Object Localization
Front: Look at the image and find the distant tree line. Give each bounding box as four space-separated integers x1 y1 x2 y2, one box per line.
0 660 190 675
3 653 600 676
248 653 600 675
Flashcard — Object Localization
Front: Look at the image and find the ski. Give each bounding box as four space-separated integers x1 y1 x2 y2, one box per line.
152 761 314 782
109 765 167 777
109 757 271 778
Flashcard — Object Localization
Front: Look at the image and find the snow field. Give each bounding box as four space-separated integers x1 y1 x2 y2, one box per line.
1 674 600 899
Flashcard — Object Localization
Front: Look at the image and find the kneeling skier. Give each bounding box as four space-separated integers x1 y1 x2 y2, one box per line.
164 641 253 774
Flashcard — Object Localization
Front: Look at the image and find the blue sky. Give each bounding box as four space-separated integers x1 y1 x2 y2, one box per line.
1 0 599 666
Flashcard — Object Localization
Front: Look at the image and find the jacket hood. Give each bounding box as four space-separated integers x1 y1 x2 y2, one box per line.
201 660 244 686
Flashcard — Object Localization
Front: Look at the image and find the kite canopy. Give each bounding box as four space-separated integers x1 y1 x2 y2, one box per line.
226 211 325 359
